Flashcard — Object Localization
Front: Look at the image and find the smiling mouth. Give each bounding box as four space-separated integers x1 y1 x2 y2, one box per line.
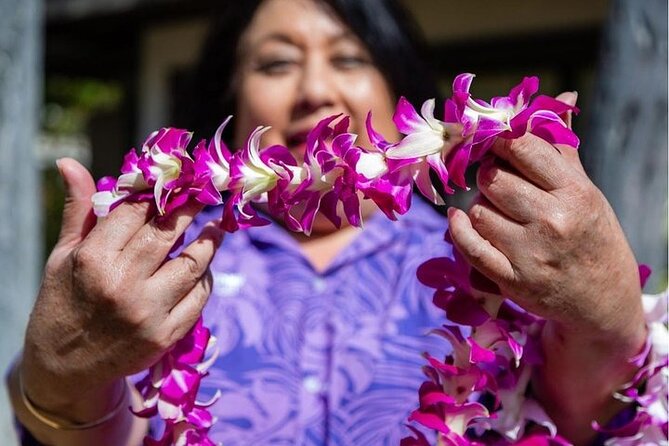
286 132 309 151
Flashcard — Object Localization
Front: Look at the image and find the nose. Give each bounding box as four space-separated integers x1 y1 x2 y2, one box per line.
293 55 337 118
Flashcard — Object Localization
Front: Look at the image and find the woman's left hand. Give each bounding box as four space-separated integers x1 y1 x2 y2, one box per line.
447 92 647 444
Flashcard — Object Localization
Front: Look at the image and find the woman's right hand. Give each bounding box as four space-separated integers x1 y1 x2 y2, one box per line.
19 157 223 424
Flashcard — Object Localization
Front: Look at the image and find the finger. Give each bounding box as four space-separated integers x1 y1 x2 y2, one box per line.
164 270 214 343
553 90 583 171
468 196 525 256
149 221 223 302
121 200 206 276
447 207 515 287
477 159 552 224
491 133 576 191
86 200 154 251
55 158 97 249
555 91 577 129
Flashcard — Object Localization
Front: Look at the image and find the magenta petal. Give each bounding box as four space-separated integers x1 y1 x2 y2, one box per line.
400 426 431 446
195 182 223 206
452 73 475 94
445 144 472 190
366 112 393 151
472 117 508 145
531 95 579 116
96 176 117 192
426 153 455 195
492 76 539 111
161 367 201 401
186 406 215 429
444 291 491 327
639 264 652 287
416 257 454 288
393 96 425 134
420 389 457 407
408 410 452 434
528 110 580 148
342 193 362 227
120 149 141 174
468 339 496 364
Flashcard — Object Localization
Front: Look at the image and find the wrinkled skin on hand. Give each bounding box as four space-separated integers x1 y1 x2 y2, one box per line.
448 93 644 343
447 92 646 444
21 158 222 422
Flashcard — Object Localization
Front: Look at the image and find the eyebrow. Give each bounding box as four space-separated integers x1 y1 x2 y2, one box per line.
248 30 359 52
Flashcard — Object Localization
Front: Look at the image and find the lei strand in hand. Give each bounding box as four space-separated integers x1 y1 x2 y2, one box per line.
92 73 668 446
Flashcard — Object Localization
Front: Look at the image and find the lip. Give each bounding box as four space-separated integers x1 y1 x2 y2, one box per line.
285 130 310 150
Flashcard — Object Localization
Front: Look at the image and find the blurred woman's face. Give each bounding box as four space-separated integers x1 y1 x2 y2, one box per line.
234 0 400 157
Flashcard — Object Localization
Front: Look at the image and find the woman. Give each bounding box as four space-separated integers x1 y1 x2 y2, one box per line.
8 0 647 445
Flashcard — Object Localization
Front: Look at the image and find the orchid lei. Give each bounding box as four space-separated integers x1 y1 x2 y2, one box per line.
92 73 668 446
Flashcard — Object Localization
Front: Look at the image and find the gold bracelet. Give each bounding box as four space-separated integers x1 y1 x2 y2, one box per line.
19 374 129 430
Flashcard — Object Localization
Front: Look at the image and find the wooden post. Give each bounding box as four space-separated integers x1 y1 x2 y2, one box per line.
0 0 42 440
582 0 668 292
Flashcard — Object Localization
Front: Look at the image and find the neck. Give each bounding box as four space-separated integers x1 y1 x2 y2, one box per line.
292 223 362 272
290 200 378 272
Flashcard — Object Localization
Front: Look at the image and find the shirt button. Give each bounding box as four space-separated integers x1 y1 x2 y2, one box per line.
302 375 322 394
312 277 327 293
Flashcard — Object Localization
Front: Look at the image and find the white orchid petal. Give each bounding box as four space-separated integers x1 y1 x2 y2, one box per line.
356 152 388 179
386 131 445 159
466 98 512 129
413 164 445 205
91 190 127 217
117 172 148 191
214 116 232 162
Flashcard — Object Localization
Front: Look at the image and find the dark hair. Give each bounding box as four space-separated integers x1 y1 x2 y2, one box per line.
183 0 440 140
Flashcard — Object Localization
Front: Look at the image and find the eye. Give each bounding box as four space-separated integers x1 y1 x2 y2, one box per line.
331 55 369 70
256 59 296 75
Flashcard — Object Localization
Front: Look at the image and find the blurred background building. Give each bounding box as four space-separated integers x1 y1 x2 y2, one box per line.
1 0 667 442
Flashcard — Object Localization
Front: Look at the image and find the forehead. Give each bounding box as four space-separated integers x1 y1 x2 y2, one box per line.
242 0 353 48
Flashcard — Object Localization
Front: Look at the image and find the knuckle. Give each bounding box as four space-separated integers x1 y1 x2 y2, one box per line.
143 330 173 353
468 203 485 228
508 135 533 159
146 219 178 246
43 258 61 278
122 305 153 329
124 201 152 220
182 253 204 277
477 165 496 190
543 210 572 239
467 240 490 264
71 245 97 271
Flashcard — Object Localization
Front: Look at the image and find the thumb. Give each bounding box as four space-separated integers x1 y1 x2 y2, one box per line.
55 157 97 248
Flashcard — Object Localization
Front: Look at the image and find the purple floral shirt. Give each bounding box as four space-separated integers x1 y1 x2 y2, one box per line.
15 198 452 446
190 198 451 445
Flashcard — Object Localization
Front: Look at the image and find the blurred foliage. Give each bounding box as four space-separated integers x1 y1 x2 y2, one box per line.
43 166 66 258
41 77 123 260
43 76 123 135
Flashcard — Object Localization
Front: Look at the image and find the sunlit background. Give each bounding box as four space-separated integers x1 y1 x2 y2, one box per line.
1 0 666 443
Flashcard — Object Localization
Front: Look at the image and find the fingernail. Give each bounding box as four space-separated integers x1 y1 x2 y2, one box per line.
447 207 456 219
55 158 71 193
55 158 64 176
202 223 224 246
